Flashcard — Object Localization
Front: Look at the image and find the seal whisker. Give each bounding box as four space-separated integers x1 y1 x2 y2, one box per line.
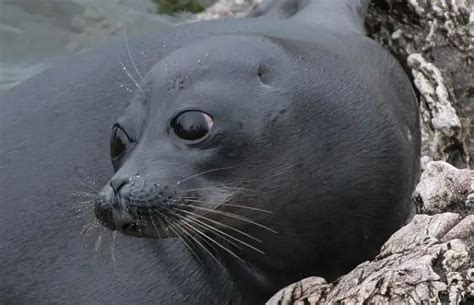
145 201 162 239
172 210 264 255
75 206 95 218
81 220 99 240
182 199 272 214
156 214 171 239
117 56 144 94
92 227 105 265
161 215 202 264
181 186 262 194
76 181 100 193
73 205 96 224
177 216 244 263
94 227 104 254
176 167 233 185
75 201 95 209
148 210 162 239
163 214 222 266
73 168 100 193
174 203 277 234
219 204 272 214
111 231 117 270
177 209 262 243
186 214 264 254
73 194 94 203
170 210 242 250
75 210 97 231
73 191 97 199
81 221 96 235
123 26 145 84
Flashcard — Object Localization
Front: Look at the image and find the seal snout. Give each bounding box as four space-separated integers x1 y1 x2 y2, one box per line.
94 176 139 234
94 176 187 238
94 193 116 231
109 177 130 195
94 192 145 235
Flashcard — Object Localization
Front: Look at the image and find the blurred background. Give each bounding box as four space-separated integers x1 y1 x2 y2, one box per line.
0 0 221 91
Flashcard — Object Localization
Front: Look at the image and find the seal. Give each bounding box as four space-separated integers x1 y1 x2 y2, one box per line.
1 1 420 304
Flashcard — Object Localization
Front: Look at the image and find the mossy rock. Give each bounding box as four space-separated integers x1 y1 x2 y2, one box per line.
153 0 217 15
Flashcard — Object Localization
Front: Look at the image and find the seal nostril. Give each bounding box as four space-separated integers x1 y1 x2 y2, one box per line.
109 177 130 194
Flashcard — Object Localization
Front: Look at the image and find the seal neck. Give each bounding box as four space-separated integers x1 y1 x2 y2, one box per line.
294 0 371 34
256 0 371 34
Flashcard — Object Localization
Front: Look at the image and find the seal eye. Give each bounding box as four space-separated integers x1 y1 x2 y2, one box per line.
110 125 132 161
171 111 214 142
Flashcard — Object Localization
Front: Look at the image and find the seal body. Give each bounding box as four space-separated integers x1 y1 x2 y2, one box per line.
1 1 420 304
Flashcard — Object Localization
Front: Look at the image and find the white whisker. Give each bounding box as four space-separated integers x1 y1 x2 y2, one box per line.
173 210 264 255
117 56 144 94
182 199 272 214
123 26 145 84
164 214 220 266
178 218 244 262
111 231 117 269
177 209 262 242
176 167 233 185
163 215 202 264
175 204 277 233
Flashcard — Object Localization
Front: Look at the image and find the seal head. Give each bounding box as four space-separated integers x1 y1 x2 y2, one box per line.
94 32 419 283
95 35 295 238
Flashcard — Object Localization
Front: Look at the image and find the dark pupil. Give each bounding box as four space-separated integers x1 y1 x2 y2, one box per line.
110 128 128 160
173 111 211 141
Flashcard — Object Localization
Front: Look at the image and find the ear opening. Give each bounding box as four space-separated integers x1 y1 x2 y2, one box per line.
257 64 272 85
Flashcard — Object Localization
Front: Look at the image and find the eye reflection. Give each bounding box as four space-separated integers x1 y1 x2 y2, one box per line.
171 111 214 142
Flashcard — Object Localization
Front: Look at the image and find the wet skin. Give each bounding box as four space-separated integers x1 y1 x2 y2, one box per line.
1 3 420 304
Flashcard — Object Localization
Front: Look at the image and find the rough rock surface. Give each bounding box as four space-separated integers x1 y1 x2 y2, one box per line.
365 0 473 169
414 161 474 215
194 0 263 19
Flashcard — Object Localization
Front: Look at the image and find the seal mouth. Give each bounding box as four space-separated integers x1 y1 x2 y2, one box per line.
120 221 144 237
112 210 182 238
119 219 181 238
94 182 247 239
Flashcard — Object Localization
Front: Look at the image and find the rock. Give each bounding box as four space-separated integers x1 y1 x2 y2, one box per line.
265 277 331 305
365 0 473 168
195 0 263 20
413 161 473 214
